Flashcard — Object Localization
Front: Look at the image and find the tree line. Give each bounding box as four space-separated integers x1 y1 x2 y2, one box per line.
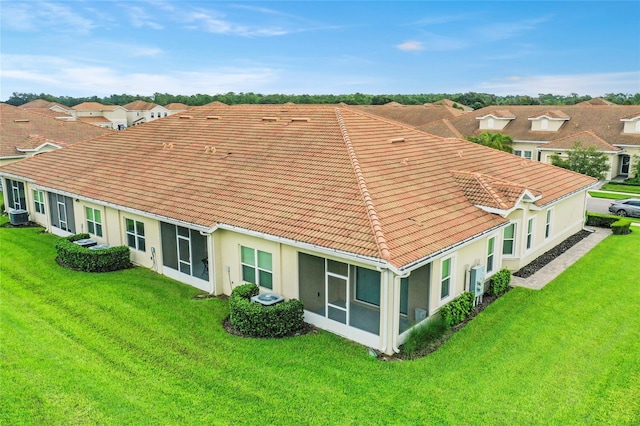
4 91 640 109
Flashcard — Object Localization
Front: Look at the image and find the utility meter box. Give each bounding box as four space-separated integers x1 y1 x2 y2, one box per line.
469 265 486 297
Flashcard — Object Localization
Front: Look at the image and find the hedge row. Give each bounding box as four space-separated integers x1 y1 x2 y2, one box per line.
439 292 474 328
611 219 632 235
229 283 305 338
585 212 621 228
55 233 132 272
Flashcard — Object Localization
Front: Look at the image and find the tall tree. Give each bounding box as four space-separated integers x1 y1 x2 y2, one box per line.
466 132 513 153
550 142 609 179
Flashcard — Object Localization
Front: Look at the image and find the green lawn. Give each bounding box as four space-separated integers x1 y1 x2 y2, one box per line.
600 183 640 195
2 223 639 425
588 190 635 200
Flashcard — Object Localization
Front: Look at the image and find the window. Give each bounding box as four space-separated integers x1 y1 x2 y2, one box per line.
514 150 522 157
502 223 516 256
523 151 532 160
487 237 495 273
487 118 495 129
354 267 381 306
126 218 146 251
526 218 534 250
545 210 552 239
151 112 155 118
8 179 25 210
86 207 103 237
241 246 272 289
440 257 452 300
164 112 168 117
33 190 45 214
541 118 549 130
514 150 532 160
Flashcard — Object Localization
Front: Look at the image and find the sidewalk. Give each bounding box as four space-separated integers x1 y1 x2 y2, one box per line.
511 227 612 290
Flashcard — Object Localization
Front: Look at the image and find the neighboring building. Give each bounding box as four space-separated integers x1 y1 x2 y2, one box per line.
0 103 112 166
72 102 128 130
420 103 640 179
122 101 171 126
0 104 596 354
165 103 190 113
353 100 470 128
19 99 75 120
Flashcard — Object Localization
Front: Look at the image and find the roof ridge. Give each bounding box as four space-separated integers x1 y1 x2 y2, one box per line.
335 108 391 261
472 172 510 210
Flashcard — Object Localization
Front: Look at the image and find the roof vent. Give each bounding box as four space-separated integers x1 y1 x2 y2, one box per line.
206 116 220 120
262 116 279 122
162 142 174 149
13 119 29 123
204 146 217 153
179 115 193 119
290 117 310 122
390 137 405 143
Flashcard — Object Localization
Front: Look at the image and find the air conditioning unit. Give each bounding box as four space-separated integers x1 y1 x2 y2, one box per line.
469 265 486 297
9 209 29 226
251 292 284 306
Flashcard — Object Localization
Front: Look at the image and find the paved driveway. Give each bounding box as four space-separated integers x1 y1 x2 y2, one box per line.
586 195 613 215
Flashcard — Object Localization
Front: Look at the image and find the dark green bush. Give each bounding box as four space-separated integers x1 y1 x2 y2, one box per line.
55 234 132 272
440 292 474 328
488 268 512 295
585 212 621 228
611 219 632 235
229 283 304 338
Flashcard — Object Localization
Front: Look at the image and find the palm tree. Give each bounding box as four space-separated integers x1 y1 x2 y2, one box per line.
466 132 514 153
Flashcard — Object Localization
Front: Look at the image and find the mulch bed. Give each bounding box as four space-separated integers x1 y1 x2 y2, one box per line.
513 229 593 278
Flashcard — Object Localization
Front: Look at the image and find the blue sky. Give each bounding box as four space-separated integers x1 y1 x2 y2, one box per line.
1 1 639 100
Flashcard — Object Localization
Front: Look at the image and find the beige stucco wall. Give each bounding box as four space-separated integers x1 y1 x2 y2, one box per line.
529 118 566 132
478 117 511 130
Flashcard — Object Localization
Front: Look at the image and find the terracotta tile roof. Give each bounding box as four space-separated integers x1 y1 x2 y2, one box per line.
539 130 622 151
19 108 73 119
451 170 540 210
77 116 112 124
122 100 160 111
422 104 640 147
165 103 190 110
477 109 515 119
0 104 595 269
19 99 72 111
415 119 463 138
528 110 570 120
352 102 468 128
0 103 112 159
72 102 121 111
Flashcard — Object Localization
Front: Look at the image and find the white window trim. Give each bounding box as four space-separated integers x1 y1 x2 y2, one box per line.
439 255 456 304
502 221 518 258
33 190 45 214
486 235 497 276
125 218 146 251
545 208 553 240
241 246 273 289
85 207 103 237
526 217 535 252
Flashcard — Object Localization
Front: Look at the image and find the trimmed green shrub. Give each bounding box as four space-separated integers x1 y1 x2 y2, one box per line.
611 219 632 235
488 268 512 295
55 234 132 272
440 292 474 328
586 212 621 228
229 283 305 338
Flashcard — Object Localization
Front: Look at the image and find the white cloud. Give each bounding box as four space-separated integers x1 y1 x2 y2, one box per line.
183 9 288 36
0 1 96 34
475 17 551 41
0 54 279 98
396 41 424 52
126 5 164 30
478 72 640 96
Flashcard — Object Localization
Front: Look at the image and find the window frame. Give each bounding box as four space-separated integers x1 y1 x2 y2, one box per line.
545 209 553 240
85 207 103 237
125 218 146 252
33 190 45 214
240 245 273 290
486 236 496 274
526 217 535 251
439 256 454 302
502 222 517 257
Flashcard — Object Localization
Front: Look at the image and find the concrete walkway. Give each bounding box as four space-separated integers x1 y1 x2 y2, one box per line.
511 227 612 290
